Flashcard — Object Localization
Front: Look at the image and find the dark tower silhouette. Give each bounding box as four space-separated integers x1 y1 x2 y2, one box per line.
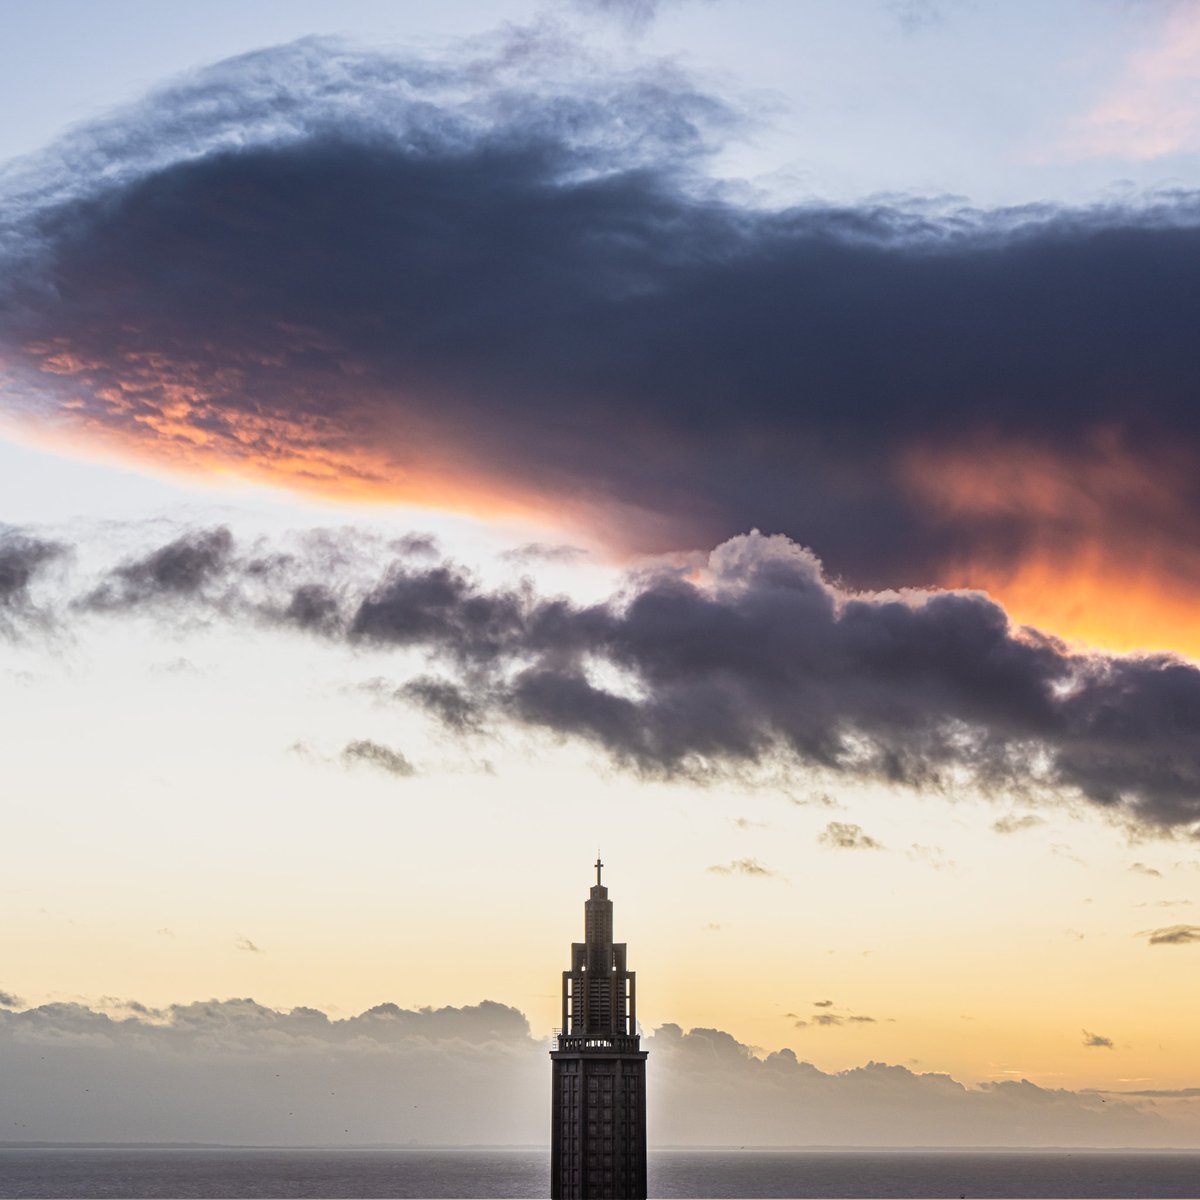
550 860 648 1199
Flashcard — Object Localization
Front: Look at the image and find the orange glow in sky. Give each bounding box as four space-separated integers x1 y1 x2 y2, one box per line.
19 339 1200 662
903 432 1200 659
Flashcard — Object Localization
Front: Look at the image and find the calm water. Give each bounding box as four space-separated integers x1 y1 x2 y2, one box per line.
1 1147 1198 1198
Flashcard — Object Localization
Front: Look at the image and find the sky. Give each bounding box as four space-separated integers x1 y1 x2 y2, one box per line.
4 0 1200 1148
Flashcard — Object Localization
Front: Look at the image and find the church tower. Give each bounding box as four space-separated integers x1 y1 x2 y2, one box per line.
550 861 648 1200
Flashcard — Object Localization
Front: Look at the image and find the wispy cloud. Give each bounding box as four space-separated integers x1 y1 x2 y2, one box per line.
1083 1029 1114 1049
0 528 68 638
568 0 711 34
707 858 778 878
907 843 953 870
884 0 947 35
819 822 884 852
341 739 416 778
992 813 1044 835
1145 924 1200 946
498 543 588 567
1056 6 1200 161
80 528 234 613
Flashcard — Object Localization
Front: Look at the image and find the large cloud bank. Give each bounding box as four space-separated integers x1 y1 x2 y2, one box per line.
3 34 1200 598
0 999 1187 1147
10 522 1200 832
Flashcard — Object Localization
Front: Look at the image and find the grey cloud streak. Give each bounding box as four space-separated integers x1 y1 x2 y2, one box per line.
341 738 417 777
81 527 234 612
819 822 885 851
707 858 778 878
0 529 64 604
0 998 1186 1147
31 523 1200 833
1145 925 1200 945
0 527 67 637
992 813 1044 835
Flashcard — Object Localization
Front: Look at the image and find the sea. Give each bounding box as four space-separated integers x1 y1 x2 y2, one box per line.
1 1148 1199 1199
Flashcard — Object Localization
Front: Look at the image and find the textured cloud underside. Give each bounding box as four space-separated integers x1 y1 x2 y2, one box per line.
9 521 1200 830
6 38 1200 654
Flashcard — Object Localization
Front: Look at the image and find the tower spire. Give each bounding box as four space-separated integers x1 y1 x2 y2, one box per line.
552 864 647 1198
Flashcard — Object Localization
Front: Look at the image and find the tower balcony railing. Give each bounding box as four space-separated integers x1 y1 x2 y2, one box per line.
555 1032 641 1053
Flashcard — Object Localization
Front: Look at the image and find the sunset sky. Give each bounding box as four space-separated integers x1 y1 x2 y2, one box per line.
5 0 1200 1148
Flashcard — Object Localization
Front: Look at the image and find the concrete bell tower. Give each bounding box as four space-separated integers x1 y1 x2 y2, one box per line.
550 860 648 1199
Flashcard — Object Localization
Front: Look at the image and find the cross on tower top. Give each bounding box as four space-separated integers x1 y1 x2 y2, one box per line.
595 856 604 886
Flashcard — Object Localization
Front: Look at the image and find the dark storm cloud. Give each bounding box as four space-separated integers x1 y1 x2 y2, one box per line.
27 522 1200 832
341 738 416 777
350 563 528 663
337 531 1200 830
6 39 1200 582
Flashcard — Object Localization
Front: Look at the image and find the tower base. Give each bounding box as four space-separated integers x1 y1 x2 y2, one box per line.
550 1040 647 1199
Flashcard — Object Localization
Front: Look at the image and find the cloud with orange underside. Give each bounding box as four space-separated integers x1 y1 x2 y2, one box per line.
11 334 646 538
901 432 1200 658
8 36 1200 640
26 338 400 497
